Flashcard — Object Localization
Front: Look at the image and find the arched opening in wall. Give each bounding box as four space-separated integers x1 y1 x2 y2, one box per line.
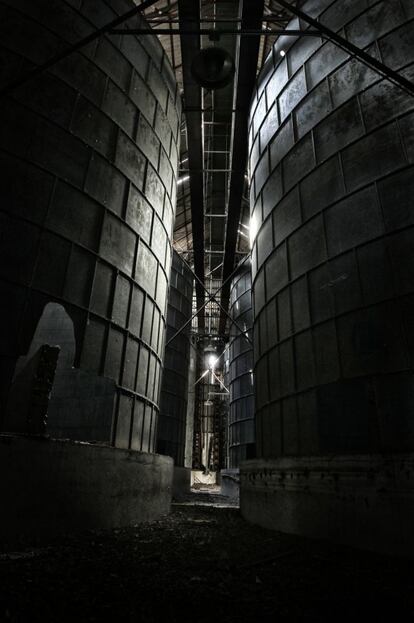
5 303 115 442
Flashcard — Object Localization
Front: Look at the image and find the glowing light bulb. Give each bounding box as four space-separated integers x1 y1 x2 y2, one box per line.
208 355 217 369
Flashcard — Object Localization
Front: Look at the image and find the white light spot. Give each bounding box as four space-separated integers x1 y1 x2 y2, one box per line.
208 354 217 369
249 213 259 248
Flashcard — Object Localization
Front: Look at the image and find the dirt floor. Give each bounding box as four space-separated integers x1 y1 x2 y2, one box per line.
1 489 414 622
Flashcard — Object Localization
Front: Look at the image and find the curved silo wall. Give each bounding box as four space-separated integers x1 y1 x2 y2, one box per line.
228 260 255 468
241 0 414 557
157 251 193 467
0 0 181 454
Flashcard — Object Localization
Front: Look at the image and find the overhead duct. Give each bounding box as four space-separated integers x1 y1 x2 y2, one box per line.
191 46 235 90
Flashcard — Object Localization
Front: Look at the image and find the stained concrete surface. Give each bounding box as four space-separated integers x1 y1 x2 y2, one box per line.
241 454 414 559
0 435 173 538
1 489 414 622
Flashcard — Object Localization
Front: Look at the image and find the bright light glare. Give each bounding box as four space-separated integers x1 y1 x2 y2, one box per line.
280 49 286 57
208 355 217 368
177 175 190 185
249 213 259 248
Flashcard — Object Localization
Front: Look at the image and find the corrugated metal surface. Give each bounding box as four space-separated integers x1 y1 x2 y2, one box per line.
0 0 181 452
250 0 414 457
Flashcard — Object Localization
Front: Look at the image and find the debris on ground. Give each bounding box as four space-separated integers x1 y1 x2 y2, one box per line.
0 490 413 622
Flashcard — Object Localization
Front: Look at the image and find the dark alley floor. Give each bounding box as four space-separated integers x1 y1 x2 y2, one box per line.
1 489 414 622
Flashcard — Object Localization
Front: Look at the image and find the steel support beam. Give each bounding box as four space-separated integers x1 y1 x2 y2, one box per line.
166 255 251 348
275 0 414 98
179 253 253 346
111 28 321 36
178 0 205 330
0 0 160 97
219 0 265 335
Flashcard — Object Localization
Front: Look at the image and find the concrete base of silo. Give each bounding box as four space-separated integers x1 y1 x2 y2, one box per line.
172 466 191 499
0 435 173 540
240 454 414 559
220 469 240 500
